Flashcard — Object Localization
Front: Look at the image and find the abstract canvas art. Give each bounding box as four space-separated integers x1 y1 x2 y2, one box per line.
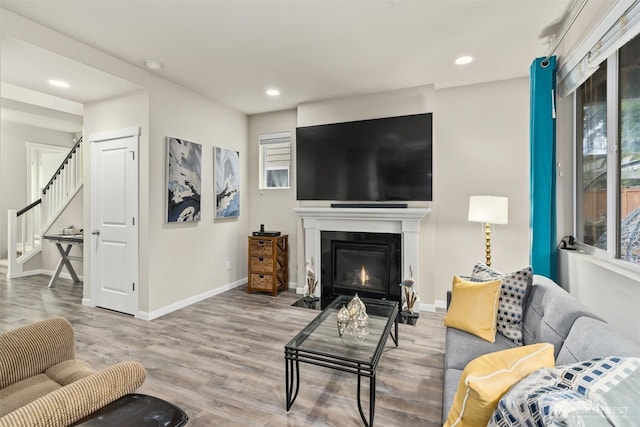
167 137 202 222
215 147 240 218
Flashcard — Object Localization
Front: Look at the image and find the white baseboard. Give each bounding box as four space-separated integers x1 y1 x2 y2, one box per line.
48 270 84 282
418 300 447 313
136 277 248 321
418 302 436 313
7 268 83 282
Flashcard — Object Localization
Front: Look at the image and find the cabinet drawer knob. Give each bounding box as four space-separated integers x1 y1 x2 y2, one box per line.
259 257 264 261
259 274 265 278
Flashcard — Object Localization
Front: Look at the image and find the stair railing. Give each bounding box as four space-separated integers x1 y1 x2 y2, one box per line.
6 137 83 277
41 137 83 226
7 200 42 275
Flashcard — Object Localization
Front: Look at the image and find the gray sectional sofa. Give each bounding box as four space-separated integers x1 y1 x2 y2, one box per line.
442 274 640 423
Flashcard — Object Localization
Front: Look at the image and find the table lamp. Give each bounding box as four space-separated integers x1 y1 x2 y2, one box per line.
468 195 508 267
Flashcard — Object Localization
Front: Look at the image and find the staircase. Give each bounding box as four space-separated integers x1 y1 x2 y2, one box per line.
6 138 83 278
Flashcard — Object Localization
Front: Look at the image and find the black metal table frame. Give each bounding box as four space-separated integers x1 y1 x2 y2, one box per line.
285 298 399 427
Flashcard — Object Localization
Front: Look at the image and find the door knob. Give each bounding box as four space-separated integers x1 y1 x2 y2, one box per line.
91 230 100 236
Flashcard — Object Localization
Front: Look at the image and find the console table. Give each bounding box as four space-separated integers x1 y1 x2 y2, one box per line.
43 234 83 287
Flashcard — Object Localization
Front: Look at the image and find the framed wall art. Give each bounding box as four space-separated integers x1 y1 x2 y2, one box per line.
167 137 202 222
214 147 240 219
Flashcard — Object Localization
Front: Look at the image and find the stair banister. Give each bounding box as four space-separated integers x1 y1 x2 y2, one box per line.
6 137 83 278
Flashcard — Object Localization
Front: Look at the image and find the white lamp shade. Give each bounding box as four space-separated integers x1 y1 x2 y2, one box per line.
468 195 509 224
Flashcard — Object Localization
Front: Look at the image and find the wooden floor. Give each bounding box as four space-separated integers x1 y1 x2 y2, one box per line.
0 272 446 426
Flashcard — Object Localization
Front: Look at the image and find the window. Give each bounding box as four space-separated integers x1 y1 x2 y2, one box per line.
259 132 291 189
575 35 640 264
576 63 607 248
618 35 640 262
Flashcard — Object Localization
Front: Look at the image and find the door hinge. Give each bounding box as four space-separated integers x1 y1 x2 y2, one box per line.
132 282 135 291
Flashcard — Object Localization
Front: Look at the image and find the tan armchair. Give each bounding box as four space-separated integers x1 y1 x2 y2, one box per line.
0 317 146 427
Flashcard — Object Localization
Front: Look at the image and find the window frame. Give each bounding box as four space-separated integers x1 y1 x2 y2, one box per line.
258 131 291 190
573 45 640 267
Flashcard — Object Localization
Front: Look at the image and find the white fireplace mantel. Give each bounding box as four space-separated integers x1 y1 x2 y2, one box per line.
293 207 430 309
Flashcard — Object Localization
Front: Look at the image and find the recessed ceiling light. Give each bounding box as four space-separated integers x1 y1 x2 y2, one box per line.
455 56 473 65
266 88 280 97
48 79 70 88
144 59 163 71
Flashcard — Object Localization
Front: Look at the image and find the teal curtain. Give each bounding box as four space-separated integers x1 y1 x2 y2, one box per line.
530 56 557 279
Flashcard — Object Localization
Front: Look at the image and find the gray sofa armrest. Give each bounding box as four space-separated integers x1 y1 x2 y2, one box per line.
0 361 146 427
556 316 640 365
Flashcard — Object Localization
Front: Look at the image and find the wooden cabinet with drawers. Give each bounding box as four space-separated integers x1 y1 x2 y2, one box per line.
247 235 288 296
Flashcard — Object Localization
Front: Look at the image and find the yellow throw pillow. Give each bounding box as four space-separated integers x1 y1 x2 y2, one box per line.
444 343 555 427
444 276 502 343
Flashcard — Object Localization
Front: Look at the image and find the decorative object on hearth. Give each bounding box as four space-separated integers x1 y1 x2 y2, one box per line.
304 258 319 302
468 195 509 267
399 265 419 325
336 294 369 341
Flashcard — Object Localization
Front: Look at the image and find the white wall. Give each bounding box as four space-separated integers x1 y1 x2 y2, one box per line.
83 81 248 317
433 78 532 303
82 89 150 309
297 86 435 127
558 249 640 344
146 85 247 313
248 110 299 287
0 121 75 258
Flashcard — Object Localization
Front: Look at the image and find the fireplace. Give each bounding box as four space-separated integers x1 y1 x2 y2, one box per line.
294 206 430 311
321 231 401 308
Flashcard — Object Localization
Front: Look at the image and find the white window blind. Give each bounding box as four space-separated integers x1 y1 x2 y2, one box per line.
558 0 640 97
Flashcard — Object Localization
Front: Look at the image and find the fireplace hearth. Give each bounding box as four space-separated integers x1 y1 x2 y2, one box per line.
321 231 401 308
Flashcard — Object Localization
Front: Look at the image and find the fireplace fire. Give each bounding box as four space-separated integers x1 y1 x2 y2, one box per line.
355 265 369 286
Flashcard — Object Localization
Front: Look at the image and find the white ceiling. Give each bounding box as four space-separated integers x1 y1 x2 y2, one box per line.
0 0 573 116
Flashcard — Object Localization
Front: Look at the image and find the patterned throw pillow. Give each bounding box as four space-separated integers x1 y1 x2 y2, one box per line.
470 263 532 345
489 357 640 426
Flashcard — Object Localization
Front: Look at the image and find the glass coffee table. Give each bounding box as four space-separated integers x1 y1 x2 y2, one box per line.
285 295 399 427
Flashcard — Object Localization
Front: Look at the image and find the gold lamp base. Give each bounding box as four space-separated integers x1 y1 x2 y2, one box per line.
484 222 492 267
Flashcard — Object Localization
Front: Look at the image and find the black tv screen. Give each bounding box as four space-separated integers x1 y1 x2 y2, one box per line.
296 113 433 201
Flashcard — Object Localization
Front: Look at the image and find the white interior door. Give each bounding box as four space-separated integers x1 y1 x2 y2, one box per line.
90 128 139 315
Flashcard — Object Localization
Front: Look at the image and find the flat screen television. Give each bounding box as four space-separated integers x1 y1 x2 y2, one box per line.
296 113 433 201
